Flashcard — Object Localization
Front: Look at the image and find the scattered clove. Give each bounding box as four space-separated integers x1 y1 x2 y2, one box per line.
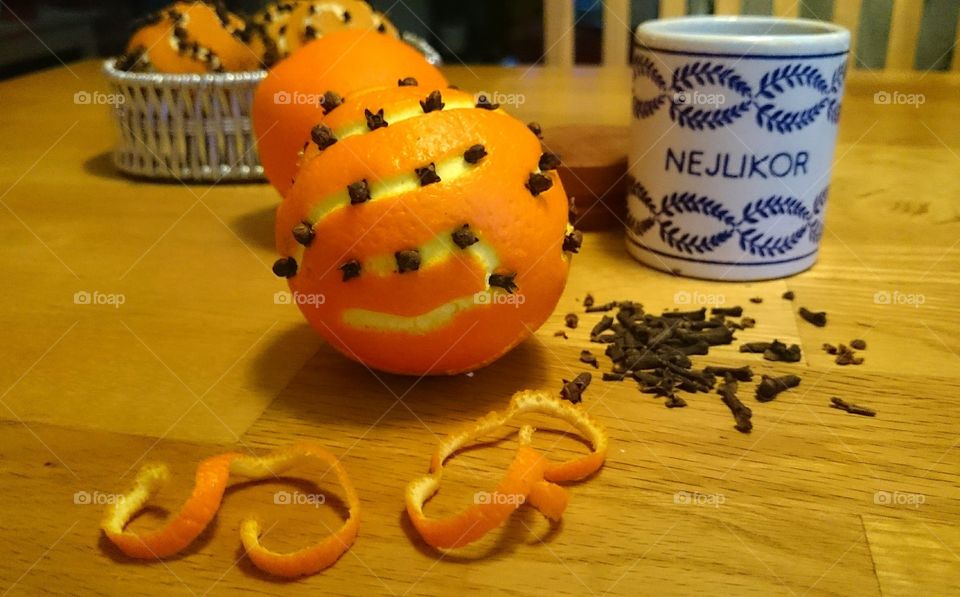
782 291 795 301
718 375 752 433
553 330 568 339
398 76 418 86
560 372 592 403
755 374 801 402
749 297 763 304
590 315 614 338
580 350 599 368
798 307 827 327
850 339 867 350
583 294 595 308
527 121 543 139
830 397 876 417
564 313 579 329
704 365 753 382
585 301 617 313
822 343 838 355
711 306 743 317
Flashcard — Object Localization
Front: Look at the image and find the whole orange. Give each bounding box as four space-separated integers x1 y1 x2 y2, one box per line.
252 30 448 196
272 84 580 375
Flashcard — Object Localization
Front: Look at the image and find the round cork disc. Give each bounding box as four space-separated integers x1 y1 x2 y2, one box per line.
540 124 629 230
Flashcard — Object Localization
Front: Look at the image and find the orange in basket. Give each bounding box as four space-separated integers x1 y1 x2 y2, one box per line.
125 1 259 73
253 29 448 196
272 85 580 375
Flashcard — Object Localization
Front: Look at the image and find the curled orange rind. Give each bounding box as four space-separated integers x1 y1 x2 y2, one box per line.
406 390 608 549
101 442 358 578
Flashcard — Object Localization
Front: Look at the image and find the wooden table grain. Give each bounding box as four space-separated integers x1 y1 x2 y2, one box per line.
1 60 958 596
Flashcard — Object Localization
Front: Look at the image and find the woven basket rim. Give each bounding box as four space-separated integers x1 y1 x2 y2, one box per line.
102 58 267 86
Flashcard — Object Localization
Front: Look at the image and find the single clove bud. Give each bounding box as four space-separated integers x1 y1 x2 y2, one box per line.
364 108 388 130
398 76 418 86
718 375 752 433
564 313 578 329
526 172 553 196
488 272 518 293
419 90 444 113
463 144 487 164
395 250 421 273
798 306 827 327
755 374 801 402
310 124 337 150
339 259 361 281
704 365 754 382
272 256 298 278
560 372 592 403
451 224 479 249
830 397 876 417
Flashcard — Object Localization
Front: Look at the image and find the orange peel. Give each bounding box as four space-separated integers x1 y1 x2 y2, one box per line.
101 442 358 578
406 390 608 549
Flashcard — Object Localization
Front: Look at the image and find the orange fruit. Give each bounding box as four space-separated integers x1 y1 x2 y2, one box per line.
125 1 259 73
252 29 447 196
247 0 399 66
272 85 580 375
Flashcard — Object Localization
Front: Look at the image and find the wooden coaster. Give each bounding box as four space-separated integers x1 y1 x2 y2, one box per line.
540 124 629 230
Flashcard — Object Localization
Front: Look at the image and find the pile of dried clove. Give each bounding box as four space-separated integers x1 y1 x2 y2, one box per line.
555 298 819 433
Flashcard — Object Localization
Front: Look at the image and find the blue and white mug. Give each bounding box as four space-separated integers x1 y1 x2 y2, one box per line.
627 16 850 280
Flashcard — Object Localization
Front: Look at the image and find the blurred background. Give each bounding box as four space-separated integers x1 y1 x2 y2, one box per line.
0 0 956 79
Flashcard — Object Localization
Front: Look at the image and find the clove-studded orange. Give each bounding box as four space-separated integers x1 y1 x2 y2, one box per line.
125 1 258 73
253 29 448 196
273 85 580 375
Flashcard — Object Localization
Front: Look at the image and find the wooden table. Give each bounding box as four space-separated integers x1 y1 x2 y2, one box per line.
1 60 958 596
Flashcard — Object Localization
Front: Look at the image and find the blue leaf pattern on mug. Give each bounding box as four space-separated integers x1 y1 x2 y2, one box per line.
626 177 829 257
630 50 847 132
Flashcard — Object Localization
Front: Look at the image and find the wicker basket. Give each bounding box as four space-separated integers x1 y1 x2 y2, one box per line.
103 32 442 182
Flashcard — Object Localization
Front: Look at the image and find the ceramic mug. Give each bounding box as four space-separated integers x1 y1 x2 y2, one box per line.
626 16 850 280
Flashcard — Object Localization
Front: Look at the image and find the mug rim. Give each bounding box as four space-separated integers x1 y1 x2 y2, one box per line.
636 16 850 56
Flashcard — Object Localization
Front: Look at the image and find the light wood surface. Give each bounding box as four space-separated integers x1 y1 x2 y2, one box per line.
1 60 959 596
